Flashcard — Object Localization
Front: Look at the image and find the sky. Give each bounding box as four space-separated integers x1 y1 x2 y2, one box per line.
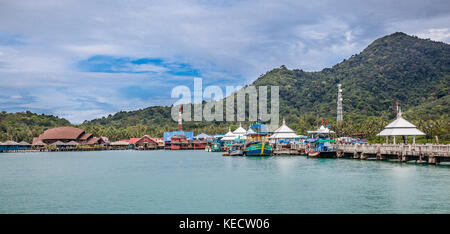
0 0 449 123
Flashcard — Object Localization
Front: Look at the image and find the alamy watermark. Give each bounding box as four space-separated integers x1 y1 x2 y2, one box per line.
171 78 279 128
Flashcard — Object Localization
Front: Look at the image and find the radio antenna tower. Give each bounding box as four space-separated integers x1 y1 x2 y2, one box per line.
337 84 343 123
178 106 183 131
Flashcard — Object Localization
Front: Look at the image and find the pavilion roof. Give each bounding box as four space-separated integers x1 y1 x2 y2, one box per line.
32 140 46 146
221 128 237 141
3 140 19 146
270 119 300 139
307 125 335 134
233 123 247 135
377 114 425 136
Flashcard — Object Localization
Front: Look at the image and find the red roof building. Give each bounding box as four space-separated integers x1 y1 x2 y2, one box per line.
35 126 103 145
129 135 158 149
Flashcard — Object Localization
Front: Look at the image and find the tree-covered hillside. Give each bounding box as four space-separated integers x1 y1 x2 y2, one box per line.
252 32 449 119
0 111 71 142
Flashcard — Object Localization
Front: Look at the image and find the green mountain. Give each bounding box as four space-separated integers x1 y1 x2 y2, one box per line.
253 32 449 119
80 32 449 142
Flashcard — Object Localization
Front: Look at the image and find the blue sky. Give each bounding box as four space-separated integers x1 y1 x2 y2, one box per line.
0 0 449 123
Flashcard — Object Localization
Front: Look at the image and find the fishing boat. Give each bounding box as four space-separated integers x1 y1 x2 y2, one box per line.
306 139 336 158
244 124 273 156
210 141 222 152
227 143 244 156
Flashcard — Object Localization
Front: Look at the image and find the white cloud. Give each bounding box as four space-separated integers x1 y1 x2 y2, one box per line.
0 0 448 122
416 28 450 42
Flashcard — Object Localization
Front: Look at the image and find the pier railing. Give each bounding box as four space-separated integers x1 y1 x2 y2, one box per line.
336 144 450 157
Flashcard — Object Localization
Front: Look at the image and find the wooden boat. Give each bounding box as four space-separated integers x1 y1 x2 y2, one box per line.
227 143 244 156
307 139 336 158
308 149 319 157
244 124 273 156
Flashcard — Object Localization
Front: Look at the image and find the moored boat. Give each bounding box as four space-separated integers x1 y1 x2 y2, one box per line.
244 124 273 156
227 143 244 156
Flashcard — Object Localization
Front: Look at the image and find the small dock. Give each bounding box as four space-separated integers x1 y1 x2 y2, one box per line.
273 143 450 165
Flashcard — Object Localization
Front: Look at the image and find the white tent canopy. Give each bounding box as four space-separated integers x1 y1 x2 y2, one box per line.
270 119 300 139
377 113 425 144
221 128 237 141
232 123 247 140
307 125 335 135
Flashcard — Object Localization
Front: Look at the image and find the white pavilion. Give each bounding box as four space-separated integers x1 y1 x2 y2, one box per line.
221 127 237 142
307 125 335 138
377 111 425 144
269 119 300 142
232 123 247 140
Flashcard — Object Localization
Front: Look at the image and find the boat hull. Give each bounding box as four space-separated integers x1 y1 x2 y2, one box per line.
244 143 272 156
229 149 244 156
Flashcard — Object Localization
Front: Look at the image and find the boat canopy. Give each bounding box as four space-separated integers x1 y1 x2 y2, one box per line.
317 139 335 143
248 124 269 133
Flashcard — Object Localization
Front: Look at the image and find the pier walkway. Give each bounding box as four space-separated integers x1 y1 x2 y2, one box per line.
274 143 450 165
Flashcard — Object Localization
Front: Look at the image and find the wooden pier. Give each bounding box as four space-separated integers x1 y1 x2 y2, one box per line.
273 143 450 165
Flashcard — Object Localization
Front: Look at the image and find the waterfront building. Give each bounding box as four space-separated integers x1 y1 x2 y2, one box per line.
163 131 194 150
31 140 46 150
2 141 19 151
129 135 158 149
195 133 213 141
18 141 31 150
33 126 100 145
154 138 165 149
377 111 425 144
109 141 130 149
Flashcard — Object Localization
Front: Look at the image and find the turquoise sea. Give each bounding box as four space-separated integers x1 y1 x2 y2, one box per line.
0 150 449 214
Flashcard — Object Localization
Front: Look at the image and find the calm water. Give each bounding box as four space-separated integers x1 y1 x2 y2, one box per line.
0 150 449 214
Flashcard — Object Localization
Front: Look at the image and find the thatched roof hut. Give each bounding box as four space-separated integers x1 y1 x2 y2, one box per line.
50 140 66 146
65 141 80 146
18 141 31 146
3 140 19 146
32 140 46 146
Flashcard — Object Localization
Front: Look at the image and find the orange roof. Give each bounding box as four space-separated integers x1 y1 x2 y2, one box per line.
86 137 100 145
128 138 142 144
79 133 93 140
39 127 85 140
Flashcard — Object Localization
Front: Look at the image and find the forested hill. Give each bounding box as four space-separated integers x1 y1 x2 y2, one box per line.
3 32 448 142
252 32 449 120
0 111 71 142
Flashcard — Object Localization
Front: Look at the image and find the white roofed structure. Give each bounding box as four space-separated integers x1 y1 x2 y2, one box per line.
221 128 237 141
377 111 425 144
270 119 300 140
232 123 247 140
307 125 335 137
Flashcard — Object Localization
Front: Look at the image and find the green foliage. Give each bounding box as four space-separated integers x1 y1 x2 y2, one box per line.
0 111 71 142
